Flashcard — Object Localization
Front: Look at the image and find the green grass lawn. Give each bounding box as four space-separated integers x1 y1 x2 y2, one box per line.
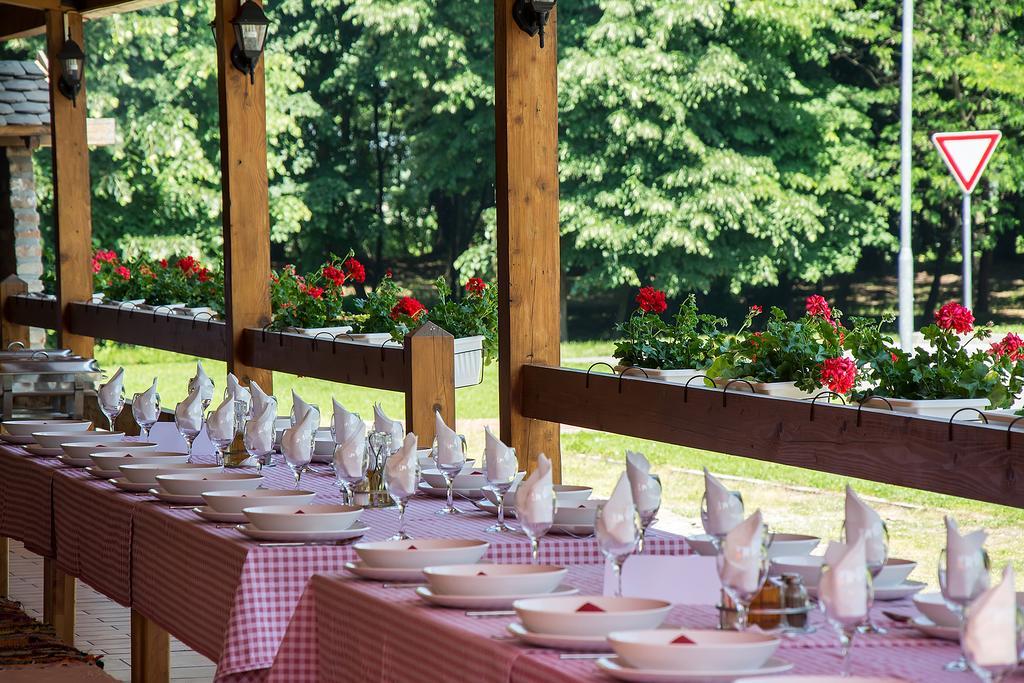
96 340 1024 587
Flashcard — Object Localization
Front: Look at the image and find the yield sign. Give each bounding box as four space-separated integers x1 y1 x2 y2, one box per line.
931 130 1002 194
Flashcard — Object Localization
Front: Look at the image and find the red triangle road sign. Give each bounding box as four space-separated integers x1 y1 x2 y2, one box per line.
931 130 1002 194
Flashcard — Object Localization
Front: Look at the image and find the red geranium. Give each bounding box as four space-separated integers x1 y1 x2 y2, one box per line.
805 294 832 321
159 259 168 269
749 304 763 316
306 286 324 300
344 257 366 284
95 250 117 263
819 356 857 394
990 333 1024 362
197 268 211 283
177 256 198 274
465 277 487 295
322 265 346 287
391 296 427 321
91 259 101 273
635 286 668 314
115 266 131 280
934 301 974 334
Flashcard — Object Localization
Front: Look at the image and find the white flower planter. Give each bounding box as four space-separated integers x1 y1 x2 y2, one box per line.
283 325 353 337
982 409 1024 426
887 397 990 420
712 378 819 400
138 302 186 311
174 306 219 319
614 365 705 384
454 335 485 388
104 299 145 308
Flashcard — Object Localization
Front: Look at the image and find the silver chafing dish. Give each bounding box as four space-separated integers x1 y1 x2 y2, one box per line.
0 344 102 419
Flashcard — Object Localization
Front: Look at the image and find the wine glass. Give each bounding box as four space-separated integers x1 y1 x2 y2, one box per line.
432 432 468 515
291 403 320 427
173 407 202 464
939 547 992 672
284 427 314 489
840 520 890 635
383 456 418 541
518 492 557 563
333 441 369 506
700 489 744 551
484 449 518 534
243 417 275 473
635 473 661 554
716 530 770 631
188 377 215 411
99 386 125 433
963 596 1023 683
596 502 641 597
207 407 241 467
131 391 160 439
819 562 872 677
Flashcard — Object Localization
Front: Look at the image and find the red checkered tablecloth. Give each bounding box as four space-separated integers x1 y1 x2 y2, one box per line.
0 443 70 555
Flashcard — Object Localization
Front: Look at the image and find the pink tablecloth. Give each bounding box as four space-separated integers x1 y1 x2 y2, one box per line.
298 566 972 683
0 444 67 555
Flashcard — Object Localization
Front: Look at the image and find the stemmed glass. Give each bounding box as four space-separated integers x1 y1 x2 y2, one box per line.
819 562 872 677
484 448 517 534
284 433 313 489
173 406 202 463
188 377 215 411
291 404 320 427
635 473 661 554
518 493 557 563
596 502 641 597
841 521 890 635
716 530 770 631
383 456 418 541
700 489 744 552
962 597 1023 683
207 406 242 467
131 391 160 439
99 386 125 433
334 441 369 506
243 417 275 473
939 547 991 672
432 432 468 515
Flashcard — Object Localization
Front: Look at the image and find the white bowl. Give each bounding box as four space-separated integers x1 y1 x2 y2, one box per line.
913 592 957 627
553 499 605 526
608 629 780 672
767 534 820 559
89 450 189 472
421 467 487 490
354 539 489 569
685 534 719 557
875 558 917 588
423 564 567 597
4 420 91 437
771 555 824 587
61 440 157 459
33 430 122 449
118 462 222 484
203 489 317 514
483 483 590 508
243 504 361 532
514 596 672 637
155 472 263 496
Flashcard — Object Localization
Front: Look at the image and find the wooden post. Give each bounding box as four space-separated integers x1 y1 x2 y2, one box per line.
494 0 562 478
404 322 455 448
45 11 94 358
131 610 169 683
214 0 273 393
0 275 29 349
0 537 8 598
42 558 75 645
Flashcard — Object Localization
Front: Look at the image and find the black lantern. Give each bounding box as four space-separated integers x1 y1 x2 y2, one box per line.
56 34 85 106
512 0 556 48
230 0 269 84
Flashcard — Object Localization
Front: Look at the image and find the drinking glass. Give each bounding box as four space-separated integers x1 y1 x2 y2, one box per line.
840 520 890 635
518 493 557 563
963 598 1023 683
291 403 320 427
131 391 160 439
939 547 992 672
716 531 770 631
188 377 215 411
383 456 418 541
173 408 202 463
819 562 872 677
99 386 125 433
700 489 744 551
596 502 641 597
284 431 313 489
635 473 661 554
484 449 517 534
207 407 241 467
243 418 275 473
432 432 468 515
334 441 369 506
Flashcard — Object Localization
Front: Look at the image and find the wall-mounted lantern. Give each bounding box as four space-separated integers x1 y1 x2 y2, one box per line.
230 0 269 84
512 0 556 48
56 34 85 107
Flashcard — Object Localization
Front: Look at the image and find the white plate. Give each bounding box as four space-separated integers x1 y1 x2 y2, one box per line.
85 466 120 479
550 523 595 536
25 444 63 457
506 621 610 651
416 584 578 610
56 453 92 467
910 615 959 641
474 499 515 516
596 656 793 682
0 434 36 445
808 580 925 602
148 488 205 505
236 521 370 543
192 506 247 524
344 561 427 583
112 477 154 493
417 482 485 499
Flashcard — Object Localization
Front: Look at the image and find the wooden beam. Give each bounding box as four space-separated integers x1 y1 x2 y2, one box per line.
0 537 8 598
42 558 75 645
67 302 229 359
0 0 64 11
494 0 561 479
131 610 169 683
214 0 273 394
0 6 45 41
4 292 59 329
0 276 29 348
404 322 455 448
46 11 94 358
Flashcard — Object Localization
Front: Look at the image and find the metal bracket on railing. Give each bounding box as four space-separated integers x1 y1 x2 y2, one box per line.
190 312 215 330
617 367 649 394
260 323 273 343
585 362 614 389
721 379 755 407
855 395 893 427
311 331 335 352
6 341 25 351
331 333 355 355
149 305 176 322
380 338 394 363
682 374 713 403
30 350 49 361
116 301 137 320
1006 417 1024 451
948 408 989 441
809 391 846 421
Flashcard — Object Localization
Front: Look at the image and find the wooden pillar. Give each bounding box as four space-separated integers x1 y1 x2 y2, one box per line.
494 0 562 478
45 11 94 358
0 275 28 349
131 610 169 683
42 558 75 645
0 537 8 598
214 0 273 393
404 322 455 448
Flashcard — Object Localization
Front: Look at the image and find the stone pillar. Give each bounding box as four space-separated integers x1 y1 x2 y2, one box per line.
0 146 45 347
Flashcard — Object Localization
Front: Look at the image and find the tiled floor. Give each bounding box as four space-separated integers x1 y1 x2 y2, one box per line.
6 540 217 682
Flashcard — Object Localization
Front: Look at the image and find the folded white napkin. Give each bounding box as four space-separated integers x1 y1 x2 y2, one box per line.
191 361 215 403
626 450 661 516
384 432 420 500
703 468 744 536
720 509 765 595
99 366 125 407
597 471 639 547
334 420 367 479
174 386 204 433
291 390 319 426
244 402 275 454
844 485 886 565
281 407 316 467
250 380 276 418
819 538 868 621
373 403 405 447
515 453 554 527
135 378 160 423
484 426 518 483
434 411 463 468
207 397 236 441
331 398 364 445
964 565 1018 668
945 516 990 602
226 373 252 410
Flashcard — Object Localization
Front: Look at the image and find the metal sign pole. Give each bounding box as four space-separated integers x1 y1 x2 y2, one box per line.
961 191 972 309
897 0 915 351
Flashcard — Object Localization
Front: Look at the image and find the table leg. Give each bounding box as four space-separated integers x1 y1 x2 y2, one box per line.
131 609 169 683
0 537 8 598
42 558 76 645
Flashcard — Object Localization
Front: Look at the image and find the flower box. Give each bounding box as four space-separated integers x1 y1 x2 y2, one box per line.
982 408 1024 427
614 365 704 384
346 332 397 346
173 306 219 319
454 335 485 388
104 299 144 308
138 302 186 312
713 378 819 400
886 397 990 420
282 325 352 337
